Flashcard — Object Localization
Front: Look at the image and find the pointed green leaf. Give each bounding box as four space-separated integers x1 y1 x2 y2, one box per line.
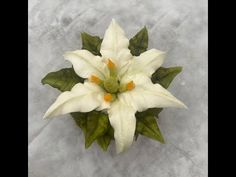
72 111 113 150
97 135 111 151
128 27 148 56
136 115 165 143
96 125 114 151
151 67 182 89
41 68 84 92
71 112 87 133
84 111 109 148
136 108 163 118
81 32 102 56
135 108 163 141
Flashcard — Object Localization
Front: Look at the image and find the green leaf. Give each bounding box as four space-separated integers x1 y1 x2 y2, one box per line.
128 27 148 56
151 67 182 89
85 112 109 148
72 111 113 150
84 111 109 148
136 108 163 119
135 108 162 141
41 68 84 92
96 125 114 151
71 112 87 133
136 115 165 143
81 32 102 56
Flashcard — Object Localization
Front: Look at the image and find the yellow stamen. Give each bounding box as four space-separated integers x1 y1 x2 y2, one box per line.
126 81 135 91
107 59 115 69
104 93 113 102
90 75 101 84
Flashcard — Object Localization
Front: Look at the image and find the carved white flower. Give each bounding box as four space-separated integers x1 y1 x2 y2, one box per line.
43 19 186 153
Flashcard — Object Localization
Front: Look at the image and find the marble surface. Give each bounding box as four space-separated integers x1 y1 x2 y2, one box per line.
28 0 208 176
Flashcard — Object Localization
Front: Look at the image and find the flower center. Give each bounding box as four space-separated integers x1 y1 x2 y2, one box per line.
104 77 119 93
90 59 135 102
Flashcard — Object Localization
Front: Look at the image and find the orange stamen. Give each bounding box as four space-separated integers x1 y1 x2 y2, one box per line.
107 59 115 69
126 81 135 91
104 93 113 102
90 75 101 84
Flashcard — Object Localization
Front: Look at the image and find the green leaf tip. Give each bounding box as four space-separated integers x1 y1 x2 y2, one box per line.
41 68 84 92
136 108 163 119
96 125 114 151
81 32 102 56
136 115 165 144
151 66 182 89
85 112 109 148
71 111 110 149
128 26 148 56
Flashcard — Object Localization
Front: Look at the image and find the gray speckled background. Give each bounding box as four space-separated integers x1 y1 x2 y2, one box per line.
28 0 208 177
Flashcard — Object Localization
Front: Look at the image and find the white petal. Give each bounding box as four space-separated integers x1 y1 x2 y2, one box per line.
108 100 136 153
119 75 186 112
64 50 109 79
120 72 151 86
126 49 166 77
100 19 132 68
43 82 105 118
